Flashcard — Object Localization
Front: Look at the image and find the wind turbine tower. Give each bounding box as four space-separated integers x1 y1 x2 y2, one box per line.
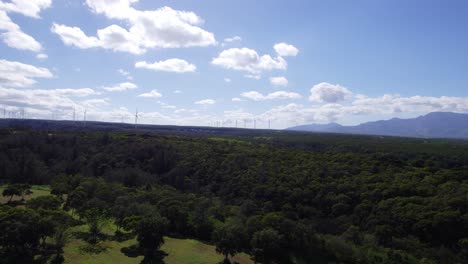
134 109 139 128
83 109 87 127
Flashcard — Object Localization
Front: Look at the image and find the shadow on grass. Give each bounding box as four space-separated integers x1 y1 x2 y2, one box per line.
78 243 110 254
72 231 112 243
113 230 135 242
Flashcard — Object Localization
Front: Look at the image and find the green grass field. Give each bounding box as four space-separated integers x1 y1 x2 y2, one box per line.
62 222 253 264
0 185 51 204
64 235 253 264
1 185 253 263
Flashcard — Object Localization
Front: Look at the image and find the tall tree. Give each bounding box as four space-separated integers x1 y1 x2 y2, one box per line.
121 214 169 264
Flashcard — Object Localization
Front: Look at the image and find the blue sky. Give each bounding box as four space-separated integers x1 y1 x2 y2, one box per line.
1 0 467 128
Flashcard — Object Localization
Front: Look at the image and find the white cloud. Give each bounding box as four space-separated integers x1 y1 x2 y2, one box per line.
309 82 352 103
103 82 138 92
222 36 241 46
36 53 48 60
195 99 215 105
224 36 241 43
224 78 231 83
0 59 53 87
138 90 162 98
0 0 52 18
51 23 100 49
244 74 261 80
156 101 175 109
52 23 144 54
96 24 145 54
1 30 42 51
52 2 216 54
0 2 49 52
212 47 287 74
232 97 242 102
0 87 98 112
241 90 302 101
274 42 299 57
174 90 182 94
270 76 288 87
135 58 196 73
82 98 109 107
352 94 468 114
117 69 133 80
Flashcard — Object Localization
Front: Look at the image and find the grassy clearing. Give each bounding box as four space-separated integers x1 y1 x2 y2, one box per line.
163 238 253 264
63 223 253 264
0 185 51 204
0 185 253 264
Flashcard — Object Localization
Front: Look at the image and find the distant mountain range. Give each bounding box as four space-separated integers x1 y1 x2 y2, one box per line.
286 112 468 139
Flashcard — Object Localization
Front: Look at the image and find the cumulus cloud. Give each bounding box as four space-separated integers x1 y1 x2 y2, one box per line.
224 36 241 43
222 35 241 46
52 2 216 54
232 97 242 102
244 74 261 80
82 98 109 107
117 69 133 80
212 47 287 74
252 88 468 126
0 0 51 18
241 90 302 101
138 90 162 98
0 87 98 112
274 42 299 57
309 82 353 103
0 0 50 52
135 59 196 73
36 53 48 60
224 78 231 83
1 29 42 51
174 90 182 94
102 82 138 92
270 76 288 87
352 94 468 114
195 99 215 105
0 59 53 87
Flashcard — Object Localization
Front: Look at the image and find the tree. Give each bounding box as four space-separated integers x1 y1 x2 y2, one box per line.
0 207 45 262
49 227 71 264
2 184 21 203
82 208 108 245
251 228 284 264
121 214 169 264
213 221 246 263
19 184 32 201
27 195 62 210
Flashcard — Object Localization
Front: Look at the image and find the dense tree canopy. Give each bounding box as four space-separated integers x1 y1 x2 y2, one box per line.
0 128 467 263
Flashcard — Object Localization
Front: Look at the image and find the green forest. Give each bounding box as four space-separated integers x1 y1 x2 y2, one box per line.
0 127 467 264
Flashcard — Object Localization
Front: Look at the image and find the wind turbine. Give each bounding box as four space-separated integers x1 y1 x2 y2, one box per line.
73 107 76 122
268 119 271 129
134 109 139 128
83 108 87 127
